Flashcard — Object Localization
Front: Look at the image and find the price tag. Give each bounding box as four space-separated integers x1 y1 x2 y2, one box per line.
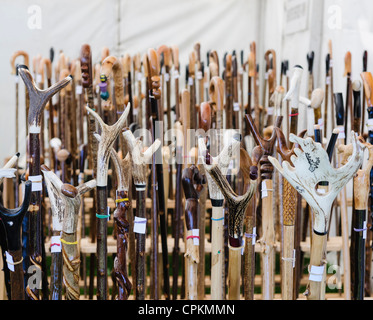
134 216 147 234
367 118 373 129
137 72 143 81
164 73 170 82
233 102 240 111
197 71 203 80
5 252 14 272
309 265 324 282
363 221 367 240
50 236 62 253
15 75 19 83
337 126 345 140
188 77 194 86
75 85 83 95
262 181 268 198
267 107 274 115
36 74 42 84
192 229 199 245
28 175 43 192
252 227 257 245
173 70 179 79
326 76 331 85
241 238 245 255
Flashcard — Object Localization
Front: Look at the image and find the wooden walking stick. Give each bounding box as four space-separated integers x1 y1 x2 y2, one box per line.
338 138 373 300
334 92 351 299
324 53 331 138
171 45 180 120
146 48 170 299
0 161 31 300
18 65 71 300
198 131 242 300
10 51 29 206
99 138 133 300
264 50 277 128
307 51 315 99
275 127 307 300
200 134 257 300
360 71 373 296
353 80 362 134
122 129 161 300
245 114 283 300
182 165 206 300
269 131 363 300
87 103 130 300
344 52 353 144
11 51 30 136
361 51 368 135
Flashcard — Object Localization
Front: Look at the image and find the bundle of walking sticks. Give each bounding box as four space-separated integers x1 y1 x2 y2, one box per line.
2 41 373 300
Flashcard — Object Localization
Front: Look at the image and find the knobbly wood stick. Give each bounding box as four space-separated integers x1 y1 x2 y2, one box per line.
147 48 170 299
232 53 240 132
0 179 31 300
80 46 98 297
344 52 352 144
88 103 130 300
245 114 283 300
275 127 307 300
122 129 161 300
201 134 256 300
19 65 71 300
105 142 132 300
339 138 373 300
182 165 206 300
269 131 363 300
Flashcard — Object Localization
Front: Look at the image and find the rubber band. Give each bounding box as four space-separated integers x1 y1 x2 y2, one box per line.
116 198 129 204
96 213 110 219
211 217 224 221
60 238 78 245
50 243 61 247
6 257 23 266
354 227 368 232
186 235 200 240
289 113 299 117
245 233 257 239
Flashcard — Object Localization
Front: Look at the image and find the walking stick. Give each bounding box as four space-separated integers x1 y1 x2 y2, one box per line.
344 52 352 144
307 51 315 99
171 45 180 120
264 50 277 128
361 71 373 296
334 92 351 299
269 131 363 300
147 48 170 299
200 134 257 300
0 162 31 300
104 141 133 300
182 165 206 300
362 51 368 135
122 129 161 300
10 51 29 206
353 81 362 134
18 65 71 300
87 103 130 300
275 127 307 300
245 114 283 300
338 138 373 300
11 51 30 136
198 131 242 300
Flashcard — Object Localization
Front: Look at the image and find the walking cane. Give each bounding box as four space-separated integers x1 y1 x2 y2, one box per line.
362 51 368 135
200 134 257 300
182 165 206 300
198 130 242 300
264 50 277 128
307 51 315 99
18 65 71 300
147 48 170 299
334 92 351 299
122 129 161 300
360 71 373 296
103 140 133 300
344 52 352 144
10 51 29 206
245 114 283 300
0 158 31 300
269 131 363 300
275 127 307 300
87 103 130 300
338 138 373 300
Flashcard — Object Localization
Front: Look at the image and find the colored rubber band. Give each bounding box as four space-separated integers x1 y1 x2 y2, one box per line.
60 238 78 245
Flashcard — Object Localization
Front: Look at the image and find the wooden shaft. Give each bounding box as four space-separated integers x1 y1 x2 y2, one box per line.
135 189 146 300
228 248 241 300
210 205 225 300
260 179 275 300
307 232 327 300
352 209 366 300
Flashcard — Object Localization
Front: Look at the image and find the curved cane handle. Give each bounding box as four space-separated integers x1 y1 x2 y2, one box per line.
361 72 373 106
10 50 29 75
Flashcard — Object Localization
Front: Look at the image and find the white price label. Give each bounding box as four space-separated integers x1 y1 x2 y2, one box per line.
233 102 240 111
262 181 268 198
134 216 147 234
50 236 62 253
29 175 43 192
76 85 83 95
309 265 325 282
5 251 14 272
192 229 199 246
197 71 203 80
